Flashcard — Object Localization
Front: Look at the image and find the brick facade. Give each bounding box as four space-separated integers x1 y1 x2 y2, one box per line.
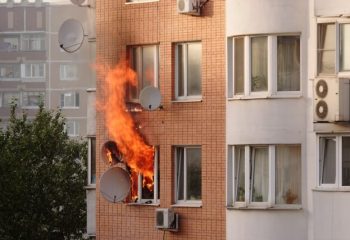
96 1 226 239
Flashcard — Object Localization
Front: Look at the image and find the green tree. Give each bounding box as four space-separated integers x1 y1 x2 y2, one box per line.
0 104 87 240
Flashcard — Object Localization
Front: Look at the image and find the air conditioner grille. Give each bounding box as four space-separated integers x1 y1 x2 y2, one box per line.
316 100 328 119
316 79 328 98
156 211 164 227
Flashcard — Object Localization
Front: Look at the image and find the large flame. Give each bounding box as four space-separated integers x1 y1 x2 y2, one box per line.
99 60 155 200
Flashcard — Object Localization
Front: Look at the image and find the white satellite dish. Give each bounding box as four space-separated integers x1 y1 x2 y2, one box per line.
139 86 161 111
100 166 131 203
70 0 85 6
58 19 85 53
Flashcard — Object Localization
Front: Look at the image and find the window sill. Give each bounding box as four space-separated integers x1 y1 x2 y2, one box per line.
127 202 160 207
85 185 96 190
60 107 80 110
227 204 302 210
228 94 302 101
171 202 202 208
172 98 203 103
313 187 350 192
125 0 158 4
22 106 39 109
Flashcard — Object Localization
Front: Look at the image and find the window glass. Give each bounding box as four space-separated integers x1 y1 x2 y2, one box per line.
142 46 155 88
234 146 245 202
177 45 184 97
250 146 269 202
340 24 350 71
318 23 336 74
61 92 79 108
234 38 245 94
0 36 19 51
0 64 20 79
66 120 79 136
176 148 184 201
2 92 20 107
275 145 301 204
60 64 77 80
186 148 201 200
187 43 202 96
251 36 268 92
342 137 350 186
319 137 336 184
90 138 96 184
277 36 300 91
22 92 44 107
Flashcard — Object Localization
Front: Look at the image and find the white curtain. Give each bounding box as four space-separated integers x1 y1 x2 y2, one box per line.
251 37 268 92
275 145 301 204
235 146 245 202
250 147 269 202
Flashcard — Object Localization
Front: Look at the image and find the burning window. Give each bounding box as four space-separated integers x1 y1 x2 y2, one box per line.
175 146 202 203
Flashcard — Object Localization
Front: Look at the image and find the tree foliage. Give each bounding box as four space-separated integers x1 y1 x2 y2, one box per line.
0 104 87 240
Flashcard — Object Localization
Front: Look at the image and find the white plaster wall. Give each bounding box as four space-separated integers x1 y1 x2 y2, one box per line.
314 0 350 17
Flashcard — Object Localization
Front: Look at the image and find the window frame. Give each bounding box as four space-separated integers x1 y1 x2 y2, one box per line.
175 41 202 101
174 146 202 206
127 44 159 101
87 136 96 186
0 92 20 107
21 63 45 79
229 144 302 209
65 120 80 137
21 91 45 108
230 34 301 99
316 18 350 77
60 64 78 81
21 34 45 51
0 35 19 52
0 63 21 80
60 92 80 109
317 135 350 190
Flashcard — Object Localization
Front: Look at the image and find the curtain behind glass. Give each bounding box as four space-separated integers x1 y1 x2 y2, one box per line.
317 24 336 74
342 137 350 186
187 43 202 96
275 145 301 204
235 146 245 202
142 46 155 88
186 148 201 200
251 37 268 92
277 36 300 91
319 137 336 184
340 24 350 71
250 146 269 202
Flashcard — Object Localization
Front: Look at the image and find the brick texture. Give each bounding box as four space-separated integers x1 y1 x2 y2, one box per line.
96 1 226 239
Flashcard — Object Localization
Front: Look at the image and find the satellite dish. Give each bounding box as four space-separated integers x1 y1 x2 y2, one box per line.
139 86 161 111
70 0 85 6
58 19 84 53
100 166 131 203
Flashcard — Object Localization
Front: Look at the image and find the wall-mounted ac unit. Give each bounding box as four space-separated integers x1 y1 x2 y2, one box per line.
155 208 178 231
177 0 200 15
314 77 350 122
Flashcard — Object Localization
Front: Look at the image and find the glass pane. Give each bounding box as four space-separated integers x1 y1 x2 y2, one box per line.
340 24 350 71
90 138 96 184
234 146 245 202
342 137 350 186
234 38 245 94
318 24 336 74
251 37 268 92
141 175 154 200
319 137 336 184
177 45 184 97
250 146 269 202
277 36 300 91
186 148 201 200
142 46 155 88
187 43 202 96
176 148 184 201
275 145 301 204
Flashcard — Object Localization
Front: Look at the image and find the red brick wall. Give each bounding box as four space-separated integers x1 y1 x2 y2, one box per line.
96 1 226 239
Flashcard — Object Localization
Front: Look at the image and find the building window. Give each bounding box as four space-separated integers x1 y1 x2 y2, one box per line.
317 22 350 74
229 145 301 207
0 92 20 107
318 135 350 188
175 42 202 100
22 91 45 107
0 36 19 52
88 137 96 185
128 45 159 100
65 120 79 137
230 34 300 97
22 63 45 78
60 64 78 80
175 146 201 204
60 92 79 108
21 34 45 51
135 147 159 204
0 64 20 79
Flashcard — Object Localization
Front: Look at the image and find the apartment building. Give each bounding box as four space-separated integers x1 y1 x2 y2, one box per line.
95 0 225 239
0 0 95 138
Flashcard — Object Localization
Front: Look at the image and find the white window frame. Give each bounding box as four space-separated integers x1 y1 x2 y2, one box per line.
22 91 44 108
175 42 202 101
128 45 159 101
229 144 302 209
60 92 79 109
134 147 159 204
60 64 78 81
174 146 202 206
231 34 301 99
21 63 45 79
316 19 350 77
0 92 20 107
317 135 350 190
21 34 45 51
87 137 96 186
65 120 80 137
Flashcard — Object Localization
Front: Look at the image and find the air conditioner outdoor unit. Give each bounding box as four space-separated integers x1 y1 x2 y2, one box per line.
177 0 200 15
314 77 350 122
155 208 178 231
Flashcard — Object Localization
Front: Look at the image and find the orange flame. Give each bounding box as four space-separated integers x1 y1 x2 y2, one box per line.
98 59 155 200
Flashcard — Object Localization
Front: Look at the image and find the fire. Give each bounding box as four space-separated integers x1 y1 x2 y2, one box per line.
106 149 113 165
98 59 155 201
